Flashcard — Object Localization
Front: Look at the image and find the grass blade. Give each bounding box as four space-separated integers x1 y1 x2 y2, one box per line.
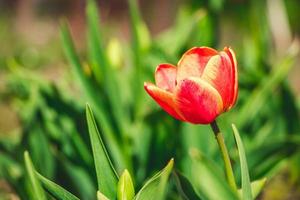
232 124 252 200
24 151 47 200
37 172 80 200
86 104 119 199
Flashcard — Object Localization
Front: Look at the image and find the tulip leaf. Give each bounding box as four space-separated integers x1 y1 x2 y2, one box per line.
190 149 238 200
86 0 127 137
97 191 110 200
117 169 135 200
237 44 299 128
24 151 47 200
232 124 252 200
173 171 202 200
247 139 299 180
37 172 80 200
238 178 266 199
86 104 119 199
251 178 267 199
86 0 106 84
128 0 151 118
155 9 207 57
61 159 96 199
61 21 126 171
135 159 174 200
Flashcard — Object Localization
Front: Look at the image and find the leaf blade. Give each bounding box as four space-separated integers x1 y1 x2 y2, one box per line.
232 124 252 200
86 104 119 199
117 169 135 200
37 172 80 200
190 149 238 200
135 159 174 200
24 151 47 200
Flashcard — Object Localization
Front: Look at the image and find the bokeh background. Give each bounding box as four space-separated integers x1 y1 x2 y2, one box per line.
0 0 300 199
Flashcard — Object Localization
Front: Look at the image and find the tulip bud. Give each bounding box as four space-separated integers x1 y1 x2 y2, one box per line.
144 46 238 124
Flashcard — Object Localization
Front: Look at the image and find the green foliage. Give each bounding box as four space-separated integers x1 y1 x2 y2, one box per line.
0 0 300 199
24 151 47 200
86 104 119 199
232 124 253 200
135 159 174 200
117 170 135 200
190 149 238 200
37 172 80 200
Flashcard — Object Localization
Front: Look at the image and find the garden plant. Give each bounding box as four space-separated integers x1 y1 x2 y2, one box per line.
0 0 300 200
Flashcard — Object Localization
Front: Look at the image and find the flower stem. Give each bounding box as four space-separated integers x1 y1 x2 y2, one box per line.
210 120 238 192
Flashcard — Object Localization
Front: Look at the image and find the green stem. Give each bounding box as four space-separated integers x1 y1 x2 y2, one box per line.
210 120 238 192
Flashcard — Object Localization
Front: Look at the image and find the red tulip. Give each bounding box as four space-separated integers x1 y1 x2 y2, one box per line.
144 47 238 124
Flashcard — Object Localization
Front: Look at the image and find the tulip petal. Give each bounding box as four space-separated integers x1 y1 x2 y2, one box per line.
155 64 177 92
224 47 238 109
144 82 184 121
175 78 223 124
201 52 234 110
176 47 218 82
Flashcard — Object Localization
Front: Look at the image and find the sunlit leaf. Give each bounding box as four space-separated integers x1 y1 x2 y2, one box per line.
251 178 267 199
117 169 135 200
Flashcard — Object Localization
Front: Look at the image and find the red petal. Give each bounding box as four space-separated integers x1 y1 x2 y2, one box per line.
155 64 177 92
176 47 218 83
201 52 235 111
144 82 185 121
174 78 223 124
224 47 238 109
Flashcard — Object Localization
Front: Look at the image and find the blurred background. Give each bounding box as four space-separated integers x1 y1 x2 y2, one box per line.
0 0 300 199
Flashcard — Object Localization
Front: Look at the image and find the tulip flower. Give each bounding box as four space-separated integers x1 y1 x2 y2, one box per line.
144 46 238 124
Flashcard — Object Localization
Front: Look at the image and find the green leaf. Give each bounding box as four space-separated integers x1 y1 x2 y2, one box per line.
251 178 266 199
86 0 128 137
190 149 238 200
232 124 252 200
155 9 207 56
117 169 135 200
173 171 202 200
86 0 107 84
247 140 299 179
135 159 174 200
238 178 266 199
86 104 119 199
61 21 126 171
237 43 299 128
24 151 47 200
28 125 55 178
97 191 110 200
128 0 150 119
37 172 80 200
62 159 96 199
